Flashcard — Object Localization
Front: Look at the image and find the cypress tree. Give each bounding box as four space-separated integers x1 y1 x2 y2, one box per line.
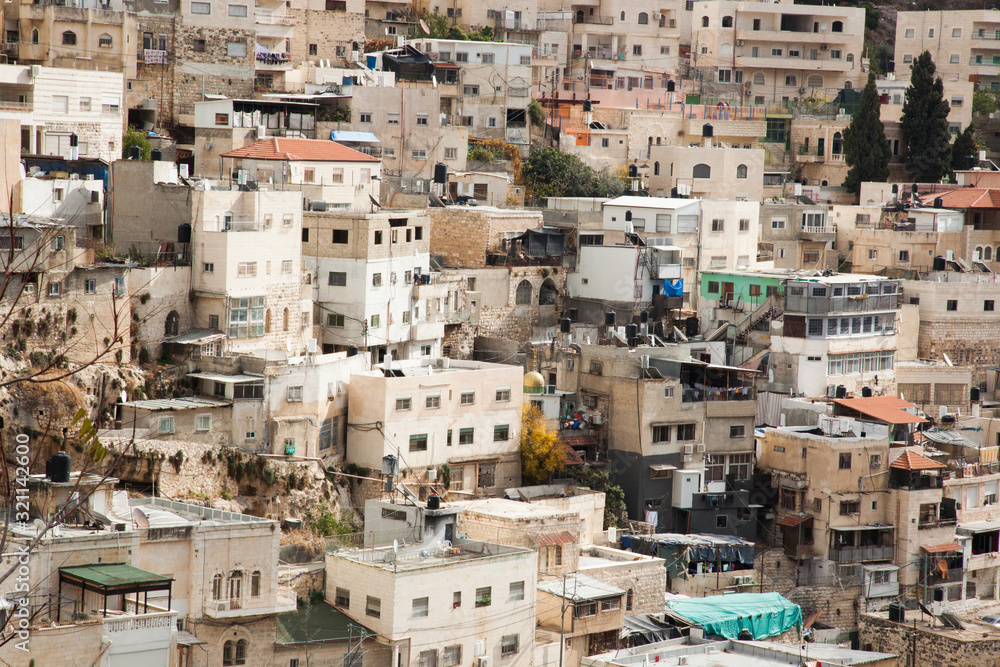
900 51 952 183
950 124 977 179
843 72 890 194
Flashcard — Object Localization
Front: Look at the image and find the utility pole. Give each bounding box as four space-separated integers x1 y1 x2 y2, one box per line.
558 574 567 667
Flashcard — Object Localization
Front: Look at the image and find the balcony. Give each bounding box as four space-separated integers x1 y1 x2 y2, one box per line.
0 99 33 112
256 11 294 25
495 17 539 32
784 292 900 315
829 544 895 562
734 54 853 72
139 49 168 64
204 587 296 618
256 52 292 70
799 223 837 242
829 525 895 562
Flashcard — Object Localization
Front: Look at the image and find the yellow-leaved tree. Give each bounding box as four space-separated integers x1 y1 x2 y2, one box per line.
520 403 565 485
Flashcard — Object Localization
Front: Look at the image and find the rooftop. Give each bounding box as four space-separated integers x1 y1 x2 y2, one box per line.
276 601 374 646
332 539 531 572
537 574 624 601
833 396 927 425
918 188 1000 209
120 396 231 411
462 498 578 521
220 137 380 163
604 196 701 210
366 357 520 378
890 449 947 471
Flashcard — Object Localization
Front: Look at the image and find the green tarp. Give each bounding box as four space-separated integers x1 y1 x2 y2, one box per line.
665 592 802 640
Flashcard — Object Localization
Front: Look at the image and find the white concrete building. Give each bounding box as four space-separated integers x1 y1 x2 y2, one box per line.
326 535 537 667
347 358 524 494
0 63 124 160
769 275 901 398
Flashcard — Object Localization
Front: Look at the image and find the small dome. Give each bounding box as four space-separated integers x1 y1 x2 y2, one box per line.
523 371 545 393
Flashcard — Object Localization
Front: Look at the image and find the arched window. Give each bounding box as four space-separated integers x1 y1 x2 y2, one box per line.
832 20 843 32
626 589 634 611
223 641 234 666
987 246 994 261
212 574 223 600
228 570 243 605
251 570 262 597
223 639 248 666
701 16 709 28
722 15 733 28
62 31 76 45
575 10 584 23
282 307 289 331
515 280 532 305
832 132 843 155
98 33 113 48
844 81 853 89
692 163 711 179
785 74 797 87
974 246 983 261
807 75 823 88
736 164 748 179
620 11 625 21
846 53 854 63
235 639 248 665
638 12 648 24
539 279 558 306
264 309 271 334
753 72 765 85
31 28 38 44
653 161 660 176
224 211 233 227
164 310 179 337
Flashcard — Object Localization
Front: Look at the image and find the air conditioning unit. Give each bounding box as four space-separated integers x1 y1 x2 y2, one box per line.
799 87 807 94
476 659 489 667
736 40 744 46
653 12 662 19
683 454 693 463
820 44 828 50
734 575 754 586
213 601 230 612
695 443 706 453
683 444 694 455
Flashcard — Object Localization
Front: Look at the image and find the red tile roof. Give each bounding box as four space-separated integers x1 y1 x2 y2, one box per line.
776 515 813 528
564 435 597 448
922 542 963 554
920 189 1000 209
890 449 946 471
220 137 380 163
833 397 928 425
533 531 577 546
562 442 585 466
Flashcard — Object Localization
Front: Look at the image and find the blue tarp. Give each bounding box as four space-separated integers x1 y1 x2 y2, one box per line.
665 592 802 640
329 131 381 143
663 279 683 297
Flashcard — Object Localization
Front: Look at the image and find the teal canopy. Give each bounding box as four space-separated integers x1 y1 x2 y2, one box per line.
665 592 802 640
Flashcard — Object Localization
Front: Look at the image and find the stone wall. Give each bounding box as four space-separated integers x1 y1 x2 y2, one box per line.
172 25 255 118
860 613 1000 666
429 208 543 268
579 551 666 616
918 320 1000 386
288 9 365 73
135 15 179 129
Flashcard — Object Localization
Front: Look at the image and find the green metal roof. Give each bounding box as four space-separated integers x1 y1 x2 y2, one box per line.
60 563 173 590
276 602 374 646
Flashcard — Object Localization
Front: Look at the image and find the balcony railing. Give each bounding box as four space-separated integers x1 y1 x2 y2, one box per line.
224 220 263 232
829 544 895 562
785 293 899 314
256 12 294 25
0 100 32 111
140 49 168 64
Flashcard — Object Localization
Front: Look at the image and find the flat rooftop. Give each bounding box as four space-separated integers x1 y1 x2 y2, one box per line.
332 539 530 572
368 357 518 377
462 498 578 521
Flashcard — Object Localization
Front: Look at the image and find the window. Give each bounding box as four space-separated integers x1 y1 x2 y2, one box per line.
463 84 479 96
444 147 457 160
98 33 113 48
501 635 518 657
868 249 877 260
335 588 350 608
281 260 293 275
459 428 474 445
370 314 380 328
408 434 428 452
193 38 206 52
227 41 247 57
638 12 649 24
475 587 491 607
372 273 382 287
510 581 525 600
228 4 247 15
575 602 597 618
711 218 724 232
716 515 728 528
494 425 510 441
237 262 257 277
987 300 995 312
898 250 910 262
456 52 469 62
328 271 347 287
62 31 77 45
481 52 495 64
676 423 696 440
413 597 429 617
633 44 642 56
52 95 69 114
309 44 317 55
366 596 381 618
396 395 412 411
416 113 429 125
947 300 958 311
286 386 303 402
496 387 511 402
84 279 97 295
771 217 786 230
212 573 223 600
443 646 462 667
693 164 711 179
418 652 437 667
191 1 211 12
840 500 860 515
718 68 732 83
387 112 399 125
652 425 671 443
739 217 750 231
196 414 212 431
425 392 441 409
839 453 852 470
736 164 748 179
412 149 427 160
780 488 796 510
520 55 531 65
461 390 475 405
729 425 746 438
157 416 176 434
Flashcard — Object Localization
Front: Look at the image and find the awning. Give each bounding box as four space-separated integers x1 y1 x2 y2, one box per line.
777 515 813 528
177 630 207 647
649 464 677 473
533 531 576 546
923 542 963 554
959 521 1000 533
187 372 264 383
329 130 380 143
830 525 895 532
651 245 683 252
165 328 225 346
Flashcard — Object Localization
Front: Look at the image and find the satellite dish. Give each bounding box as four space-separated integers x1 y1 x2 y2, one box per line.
419 18 430 34
33 519 46 535
393 539 399 553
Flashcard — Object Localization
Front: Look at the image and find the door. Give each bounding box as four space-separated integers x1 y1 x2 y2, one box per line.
722 282 735 306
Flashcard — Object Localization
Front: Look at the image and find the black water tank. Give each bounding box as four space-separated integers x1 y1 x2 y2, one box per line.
891 184 899 195
862 386 873 398
641 311 649 323
912 183 919 195
933 256 947 271
605 311 616 326
70 134 78 148
887 60 895 73
836 385 847 399
737 629 754 641
666 79 675 92
151 148 162 161
583 99 592 112
625 323 638 342
128 145 141 160
625 209 633 221
560 318 571 334
942 414 956 424
933 588 945 602
346 345 359 357
972 386 982 402
966 155 977 170
702 123 714 138
433 162 448 184
933 197 943 208
427 493 441 510
685 316 699 338
888 601 905 623
49 452 71 483
177 223 192 244
628 164 638 178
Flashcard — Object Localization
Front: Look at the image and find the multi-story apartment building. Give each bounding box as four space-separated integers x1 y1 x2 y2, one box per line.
761 201 837 271
692 0 865 106
0 64 124 160
302 209 438 360
326 532 537 667
405 38 533 150
189 187 311 356
895 10 1000 94
347 358 525 494
645 143 765 201
769 275 901 398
